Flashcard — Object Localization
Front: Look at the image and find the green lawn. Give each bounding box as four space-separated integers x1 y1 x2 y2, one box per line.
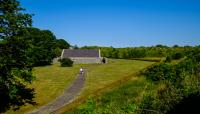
4 63 81 114
4 59 154 114
81 59 154 96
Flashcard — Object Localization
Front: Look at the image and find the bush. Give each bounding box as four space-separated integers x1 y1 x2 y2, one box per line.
142 63 176 82
59 58 73 67
172 52 184 60
139 50 200 114
76 97 95 114
165 55 172 63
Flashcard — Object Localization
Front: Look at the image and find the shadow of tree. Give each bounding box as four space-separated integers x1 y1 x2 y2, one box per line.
167 93 200 114
0 84 37 113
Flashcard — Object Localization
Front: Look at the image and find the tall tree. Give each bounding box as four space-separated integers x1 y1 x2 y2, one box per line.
54 39 70 57
0 0 35 112
55 39 70 49
25 27 56 66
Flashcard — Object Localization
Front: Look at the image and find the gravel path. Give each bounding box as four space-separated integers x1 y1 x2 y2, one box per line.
29 71 85 114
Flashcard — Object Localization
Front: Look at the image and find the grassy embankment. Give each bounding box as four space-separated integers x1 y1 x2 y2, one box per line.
4 59 154 114
58 59 155 113
66 57 192 114
66 76 155 114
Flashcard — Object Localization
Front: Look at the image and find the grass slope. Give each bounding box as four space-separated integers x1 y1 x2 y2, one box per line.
4 59 154 114
66 76 156 114
82 59 154 96
59 59 154 113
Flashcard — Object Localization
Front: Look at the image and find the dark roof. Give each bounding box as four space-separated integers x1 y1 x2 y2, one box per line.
62 49 100 58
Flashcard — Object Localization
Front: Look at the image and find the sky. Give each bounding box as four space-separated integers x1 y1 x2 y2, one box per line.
20 0 200 47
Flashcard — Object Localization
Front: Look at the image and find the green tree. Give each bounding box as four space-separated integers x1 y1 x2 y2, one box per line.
55 39 70 49
54 47 62 57
73 44 79 49
59 58 73 67
54 39 70 57
0 0 35 112
25 27 56 66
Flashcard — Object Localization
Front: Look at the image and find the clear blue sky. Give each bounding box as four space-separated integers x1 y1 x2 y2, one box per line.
20 0 200 47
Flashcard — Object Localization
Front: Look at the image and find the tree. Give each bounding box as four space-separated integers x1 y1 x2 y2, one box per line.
0 0 35 112
59 58 73 67
54 39 70 57
55 39 70 49
73 44 79 49
172 52 184 60
25 27 56 66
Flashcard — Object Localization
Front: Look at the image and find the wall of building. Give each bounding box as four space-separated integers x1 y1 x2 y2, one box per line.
70 57 102 64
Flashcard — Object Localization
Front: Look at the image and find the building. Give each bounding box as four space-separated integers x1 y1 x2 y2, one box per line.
61 49 102 64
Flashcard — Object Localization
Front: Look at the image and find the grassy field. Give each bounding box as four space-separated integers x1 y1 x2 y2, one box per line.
4 63 81 114
81 59 154 96
4 59 154 114
58 59 154 113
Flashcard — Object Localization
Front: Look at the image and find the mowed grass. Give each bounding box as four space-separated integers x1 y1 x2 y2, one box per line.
81 59 154 96
4 59 154 114
4 63 81 114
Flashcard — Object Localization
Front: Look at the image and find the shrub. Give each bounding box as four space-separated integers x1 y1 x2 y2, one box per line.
139 50 200 114
165 55 172 63
172 52 184 60
142 63 176 82
59 58 73 67
77 97 95 114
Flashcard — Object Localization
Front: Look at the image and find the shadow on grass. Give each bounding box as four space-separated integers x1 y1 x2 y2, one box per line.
0 85 37 113
167 93 200 114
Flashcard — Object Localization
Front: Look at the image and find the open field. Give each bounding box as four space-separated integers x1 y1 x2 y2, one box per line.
4 59 154 114
81 59 154 96
57 59 155 113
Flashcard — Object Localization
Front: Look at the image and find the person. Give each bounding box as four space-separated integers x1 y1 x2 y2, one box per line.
102 57 106 63
80 67 83 74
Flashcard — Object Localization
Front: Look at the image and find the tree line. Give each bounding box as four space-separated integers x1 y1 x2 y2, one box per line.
81 45 194 59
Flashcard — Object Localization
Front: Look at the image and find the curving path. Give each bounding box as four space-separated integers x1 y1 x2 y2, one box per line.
29 71 85 114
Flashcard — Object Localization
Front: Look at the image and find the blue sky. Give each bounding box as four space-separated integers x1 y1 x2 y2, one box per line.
20 0 200 47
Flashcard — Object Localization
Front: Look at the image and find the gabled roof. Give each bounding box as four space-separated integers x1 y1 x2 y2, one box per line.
62 49 100 58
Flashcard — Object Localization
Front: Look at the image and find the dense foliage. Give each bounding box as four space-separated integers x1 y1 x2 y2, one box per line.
81 45 192 59
54 39 70 57
23 28 56 66
0 0 35 112
23 27 70 66
139 46 200 114
59 58 73 67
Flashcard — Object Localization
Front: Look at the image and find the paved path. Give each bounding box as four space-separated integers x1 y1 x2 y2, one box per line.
29 71 85 114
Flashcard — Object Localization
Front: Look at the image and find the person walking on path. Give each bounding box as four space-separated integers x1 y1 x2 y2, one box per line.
80 67 83 74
